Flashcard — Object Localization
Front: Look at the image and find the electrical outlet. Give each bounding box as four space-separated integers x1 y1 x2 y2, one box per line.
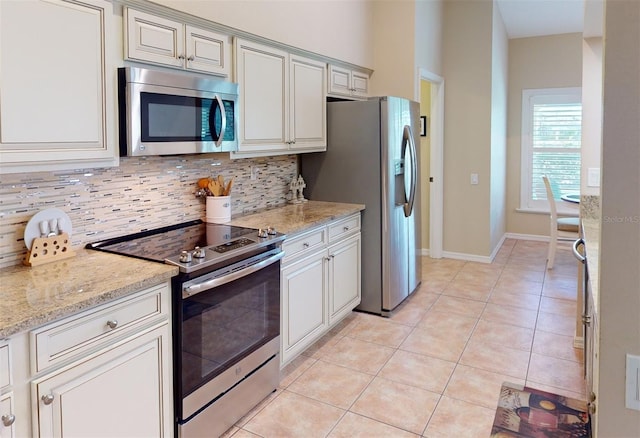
626 354 640 410
250 166 258 181
470 173 479 185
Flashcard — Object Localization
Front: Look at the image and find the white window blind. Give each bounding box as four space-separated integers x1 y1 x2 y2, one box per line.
520 88 582 211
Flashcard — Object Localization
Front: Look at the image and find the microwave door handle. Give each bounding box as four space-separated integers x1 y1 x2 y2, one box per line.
211 94 226 148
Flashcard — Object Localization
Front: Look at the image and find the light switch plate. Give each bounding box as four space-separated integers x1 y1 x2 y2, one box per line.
470 173 478 185
626 354 640 410
587 167 600 187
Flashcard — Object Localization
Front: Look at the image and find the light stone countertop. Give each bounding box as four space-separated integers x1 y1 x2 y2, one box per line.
228 200 365 237
0 249 178 338
0 201 364 338
581 218 600 314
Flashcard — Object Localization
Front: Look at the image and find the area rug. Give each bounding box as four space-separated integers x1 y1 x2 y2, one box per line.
491 382 591 438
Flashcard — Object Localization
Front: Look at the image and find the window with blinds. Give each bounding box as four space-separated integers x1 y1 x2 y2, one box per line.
520 88 582 211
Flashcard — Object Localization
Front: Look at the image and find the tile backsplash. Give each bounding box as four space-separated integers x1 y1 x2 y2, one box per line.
0 154 298 268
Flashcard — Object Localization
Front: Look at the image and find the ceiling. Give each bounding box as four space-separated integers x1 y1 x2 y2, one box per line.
496 0 585 39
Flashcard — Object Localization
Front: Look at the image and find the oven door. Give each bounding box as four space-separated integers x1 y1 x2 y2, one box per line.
177 249 282 421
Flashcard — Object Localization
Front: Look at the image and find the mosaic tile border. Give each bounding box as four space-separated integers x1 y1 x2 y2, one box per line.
0 154 298 268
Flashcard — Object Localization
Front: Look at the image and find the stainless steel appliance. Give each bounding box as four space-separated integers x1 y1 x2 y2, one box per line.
118 66 239 156
301 96 421 315
87 220 284 437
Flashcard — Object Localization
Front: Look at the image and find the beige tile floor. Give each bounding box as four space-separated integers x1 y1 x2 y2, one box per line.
223 239 585 437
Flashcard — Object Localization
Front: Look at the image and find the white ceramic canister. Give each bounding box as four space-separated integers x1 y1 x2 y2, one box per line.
206 196 231 223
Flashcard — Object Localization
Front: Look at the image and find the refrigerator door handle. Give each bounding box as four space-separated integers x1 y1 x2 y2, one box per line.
403 125 418 217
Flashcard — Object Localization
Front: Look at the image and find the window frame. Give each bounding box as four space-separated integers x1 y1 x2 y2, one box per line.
519 87 582 212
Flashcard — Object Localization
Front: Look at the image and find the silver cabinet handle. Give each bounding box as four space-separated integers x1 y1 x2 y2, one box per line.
2 414 15 427
41 394 54 405
106 320 118 330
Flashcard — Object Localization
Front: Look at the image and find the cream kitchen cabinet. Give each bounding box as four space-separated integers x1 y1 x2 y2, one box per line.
0 392 15 438
30 283 172 437
0 0 118 174
1 334 30 438
125 8 231 77
281 247 328 365
233 39 326 158
327 65 369 99
32 324 170 437
280 214 361 366
1 340 15 438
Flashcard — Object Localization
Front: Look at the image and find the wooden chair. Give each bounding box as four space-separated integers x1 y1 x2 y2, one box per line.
542 176 579 269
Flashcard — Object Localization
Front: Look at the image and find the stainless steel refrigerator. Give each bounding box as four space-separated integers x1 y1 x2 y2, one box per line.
300 96 421 315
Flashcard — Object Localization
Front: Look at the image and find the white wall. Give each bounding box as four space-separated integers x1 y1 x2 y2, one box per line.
442 0 494 257
596 0 640 435
150 0 374 68
490 4 508 252
581 37 603 197
370 0 416 98
505 34 582 237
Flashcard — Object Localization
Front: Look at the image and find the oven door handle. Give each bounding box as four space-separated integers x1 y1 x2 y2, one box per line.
182 251 284 298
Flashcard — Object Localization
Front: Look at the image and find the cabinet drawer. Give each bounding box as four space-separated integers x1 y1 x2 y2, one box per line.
328 214 361 243
31 283 169 373
282 227 326 263
0 342 10 390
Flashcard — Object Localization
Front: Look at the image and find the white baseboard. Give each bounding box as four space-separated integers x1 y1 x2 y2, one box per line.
441 250 493 264
505 232 549 242
420 248 430 256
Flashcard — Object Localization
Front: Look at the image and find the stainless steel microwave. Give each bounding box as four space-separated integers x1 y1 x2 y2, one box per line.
118 67 239 156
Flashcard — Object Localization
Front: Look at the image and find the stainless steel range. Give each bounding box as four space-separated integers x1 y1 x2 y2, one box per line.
87 220 285 437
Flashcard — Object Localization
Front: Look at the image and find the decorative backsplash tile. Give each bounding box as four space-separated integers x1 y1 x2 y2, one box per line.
0 154 297 268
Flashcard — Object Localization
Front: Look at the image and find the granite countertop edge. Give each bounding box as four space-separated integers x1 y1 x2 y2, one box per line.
0 201 364 338
0 250 178 338
228 200 366 237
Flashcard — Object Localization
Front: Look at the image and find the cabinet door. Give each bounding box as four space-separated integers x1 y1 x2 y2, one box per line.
289 56 326 152
351 71 370 99
185 25 231 76
281 251 328 365
0 0 117 172
0 392 15 438
32 324 172 438
328 234 361 325
125 8 184 68
235 39 289 153
327 65 352 97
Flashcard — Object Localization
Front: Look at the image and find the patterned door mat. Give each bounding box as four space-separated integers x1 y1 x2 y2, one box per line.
491 382 591 437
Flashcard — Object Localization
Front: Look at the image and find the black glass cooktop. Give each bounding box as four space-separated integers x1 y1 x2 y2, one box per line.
86 220 259 263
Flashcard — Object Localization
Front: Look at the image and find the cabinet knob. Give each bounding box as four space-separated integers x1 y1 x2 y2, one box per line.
343 226 349 231
302 242 309 248
106 320 118 330
187 55 195 61
41 394 54 405
178 54 185 60
1 414 15 427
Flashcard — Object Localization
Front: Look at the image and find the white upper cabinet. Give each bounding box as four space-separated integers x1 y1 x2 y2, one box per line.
233 39 326 158
328 64 369 99
125 8 231 77
289 56 327 152
0 0 118 174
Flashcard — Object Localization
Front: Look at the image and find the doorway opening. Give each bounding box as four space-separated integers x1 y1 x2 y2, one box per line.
418 69 444 258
